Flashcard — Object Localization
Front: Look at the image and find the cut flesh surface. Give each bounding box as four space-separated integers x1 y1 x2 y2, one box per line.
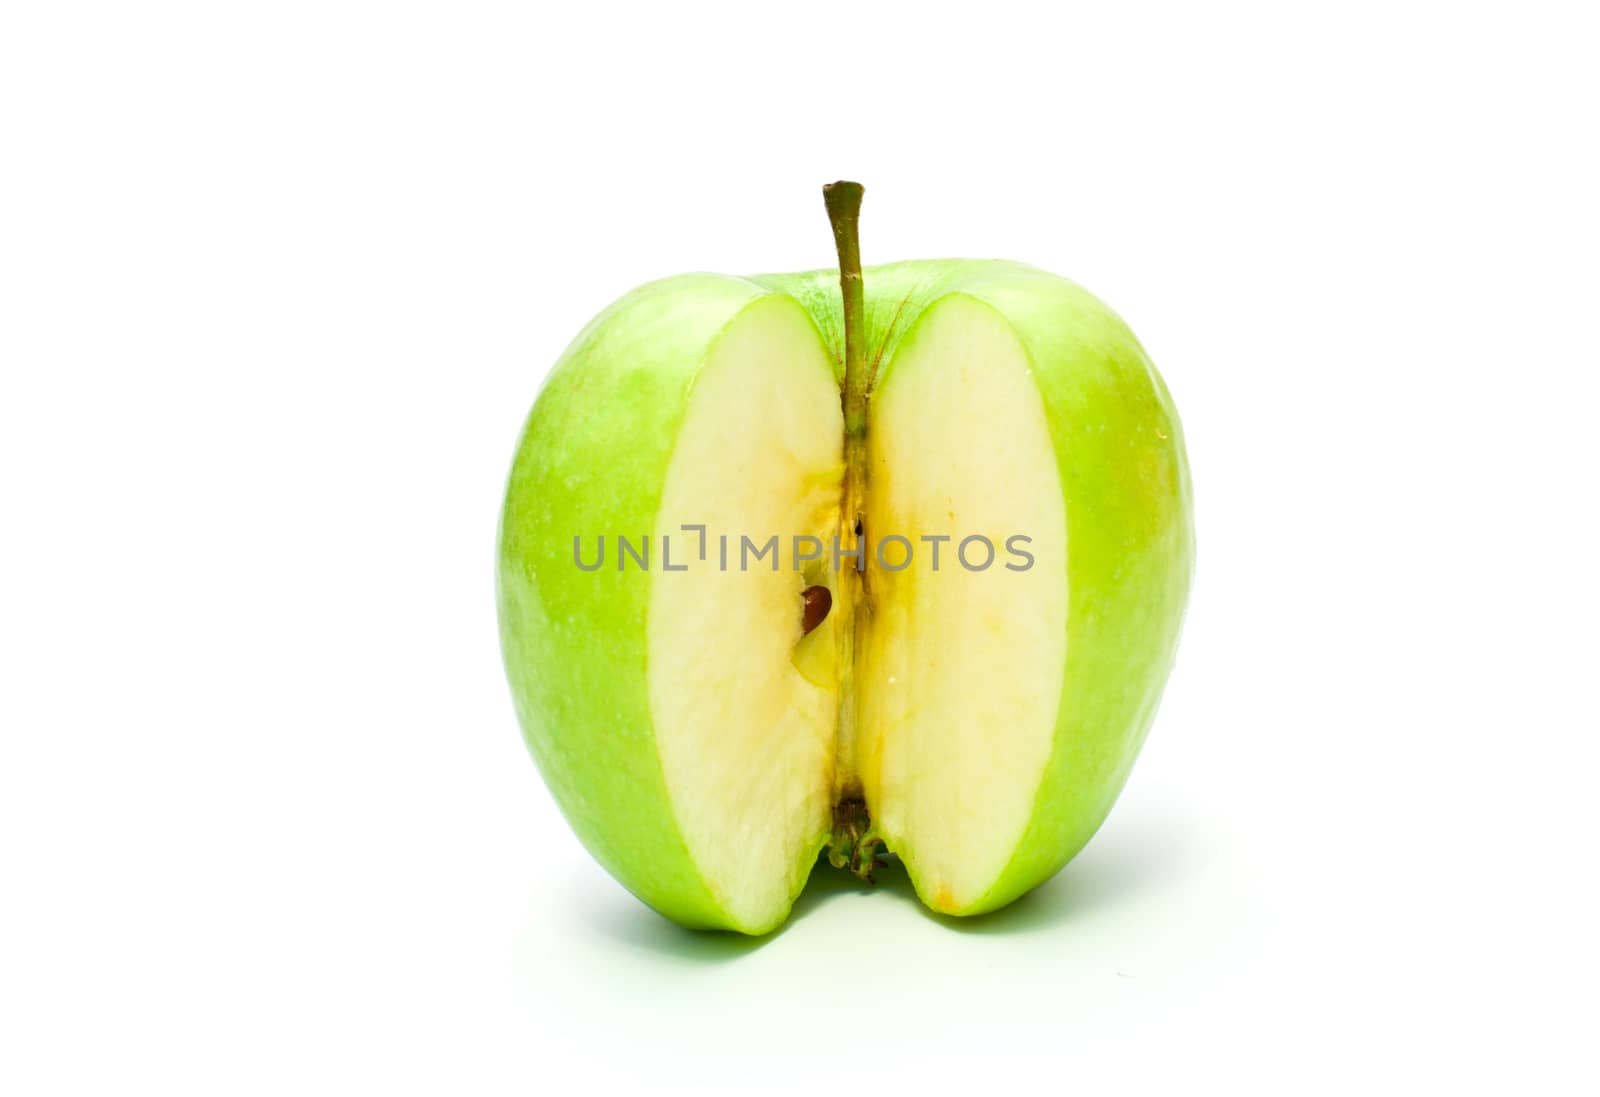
647 291 1068 928
647 296 842 933
860 294 1068 913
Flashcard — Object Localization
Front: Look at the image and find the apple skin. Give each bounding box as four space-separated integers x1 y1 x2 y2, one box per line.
498 260 1193 930
498 273 780 930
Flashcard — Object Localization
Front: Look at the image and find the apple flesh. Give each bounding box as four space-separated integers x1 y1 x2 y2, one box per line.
499 218 1193 934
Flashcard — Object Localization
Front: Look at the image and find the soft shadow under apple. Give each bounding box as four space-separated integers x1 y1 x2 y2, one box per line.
888 823 1186 936
571 819 1184 958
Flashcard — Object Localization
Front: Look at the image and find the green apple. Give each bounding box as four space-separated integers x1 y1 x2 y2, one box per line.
498 183 1193 934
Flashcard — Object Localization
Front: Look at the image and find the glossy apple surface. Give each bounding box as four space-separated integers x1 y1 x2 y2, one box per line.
498 257 1192 933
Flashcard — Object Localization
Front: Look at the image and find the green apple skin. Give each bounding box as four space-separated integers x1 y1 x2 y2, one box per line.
498 273 777 930
498 260 1193 930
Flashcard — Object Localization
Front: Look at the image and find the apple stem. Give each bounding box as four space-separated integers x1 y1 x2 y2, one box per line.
823 181 868 440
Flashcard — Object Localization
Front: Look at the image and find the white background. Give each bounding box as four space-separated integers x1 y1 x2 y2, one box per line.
3 2 1597 1092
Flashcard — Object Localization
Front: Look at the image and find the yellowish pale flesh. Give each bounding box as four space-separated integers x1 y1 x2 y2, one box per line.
647 292 1069 927
858 295 1068 913
647 296 843 932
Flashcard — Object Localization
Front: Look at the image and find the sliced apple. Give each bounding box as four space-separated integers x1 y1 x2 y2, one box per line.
498 185 1193 934
859 293 1068 915
647 295 842 933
